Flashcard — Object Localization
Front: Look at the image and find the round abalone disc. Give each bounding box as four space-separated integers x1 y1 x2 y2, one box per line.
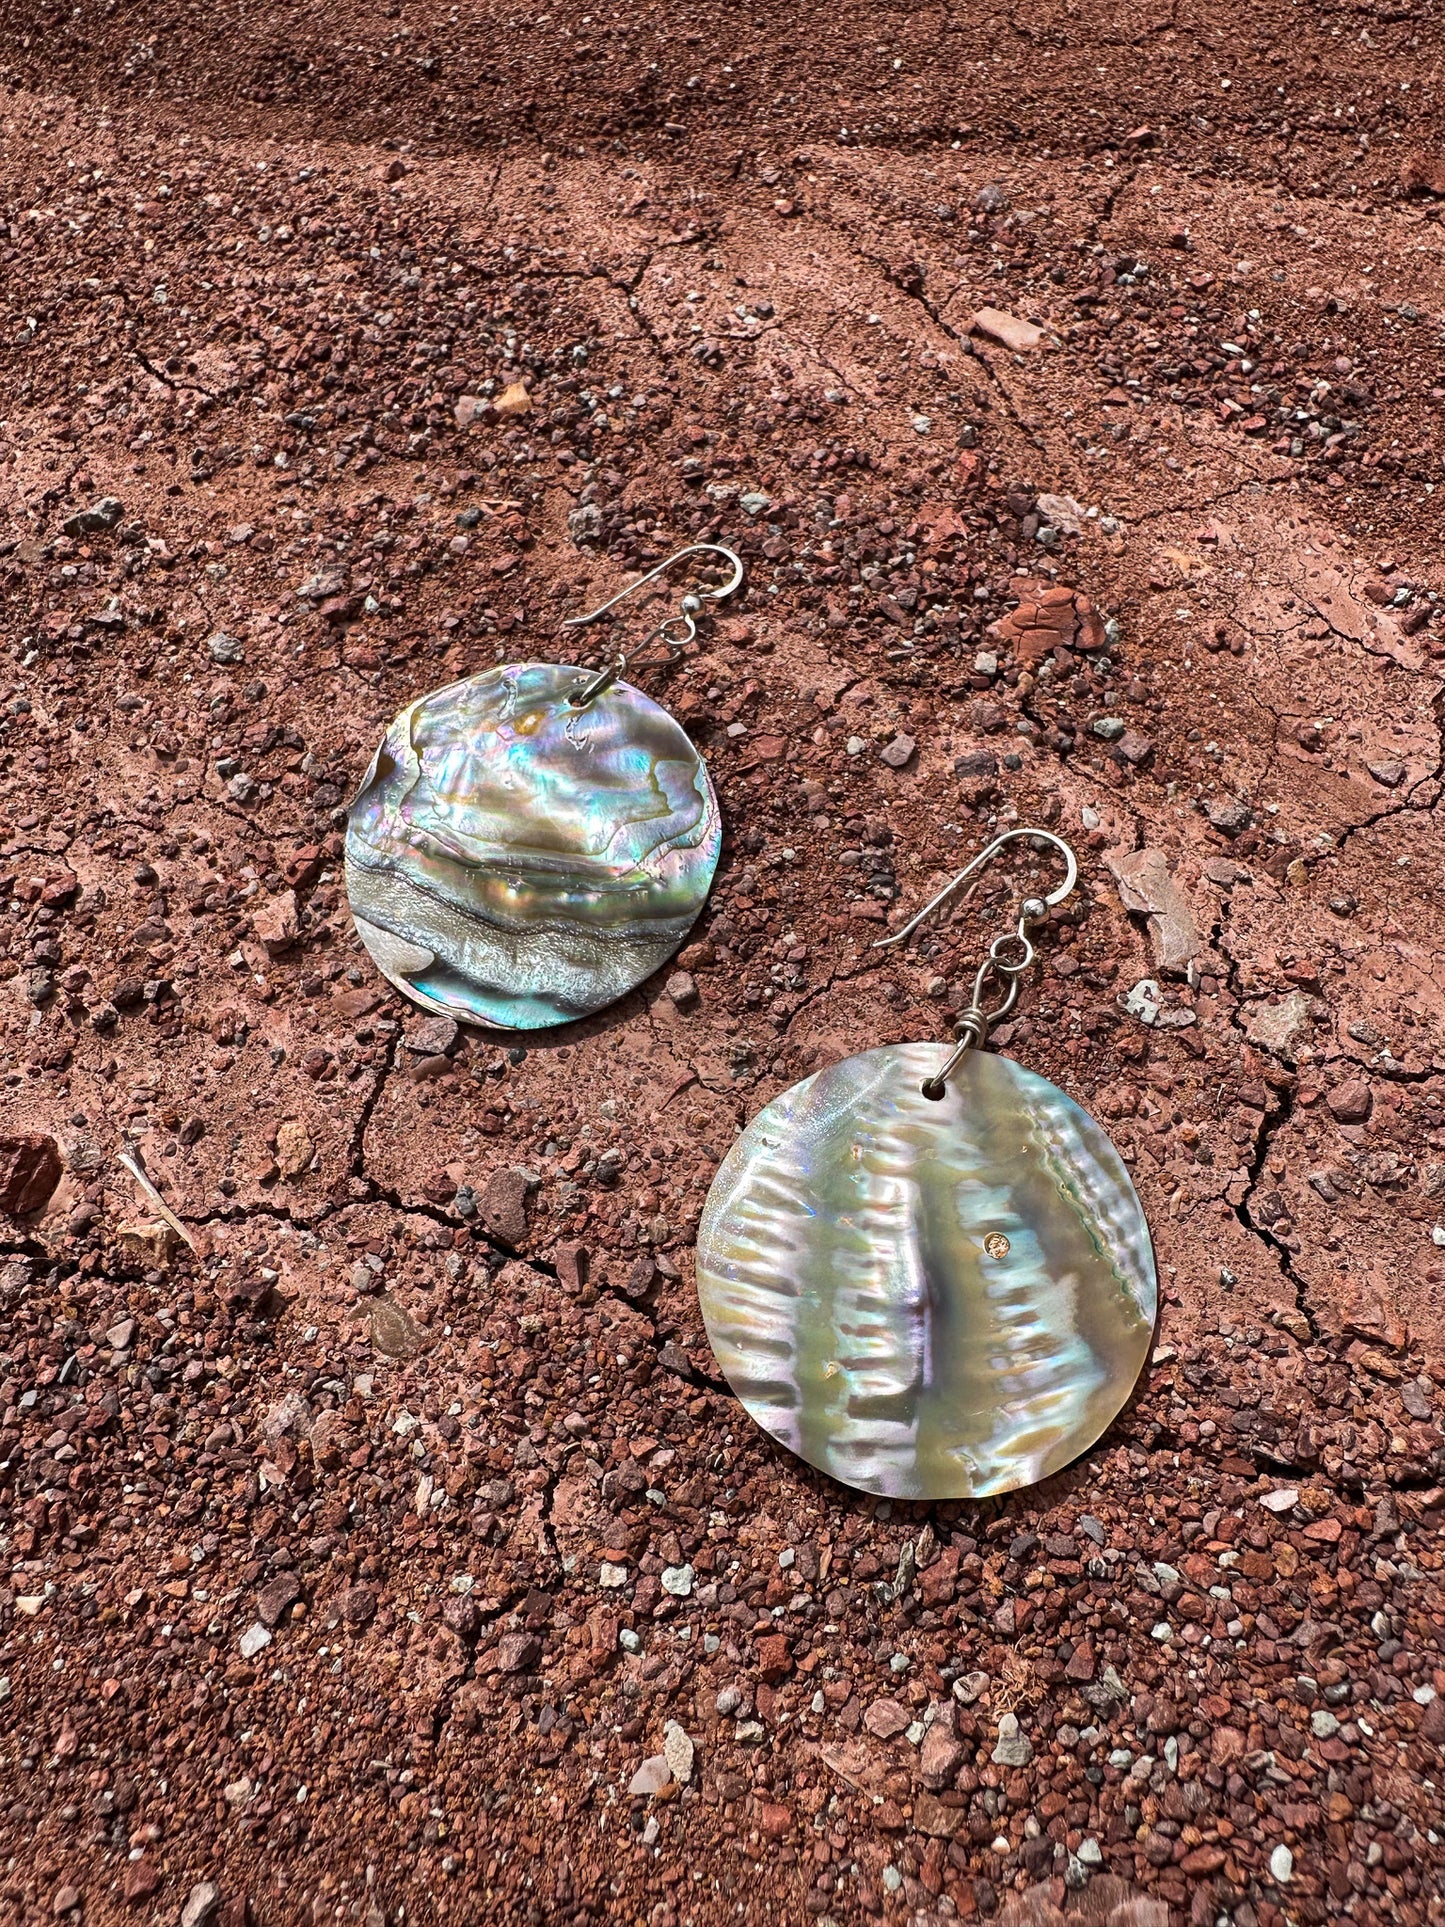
345 664 720 1029
695 1043 1157 1498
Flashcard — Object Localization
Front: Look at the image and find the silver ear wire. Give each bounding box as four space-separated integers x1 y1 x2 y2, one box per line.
562 544 744 708
873 829 1079 1099
872 828 1077 952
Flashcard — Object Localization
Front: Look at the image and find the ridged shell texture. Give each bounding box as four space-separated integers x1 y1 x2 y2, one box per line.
696 1043 1157 1498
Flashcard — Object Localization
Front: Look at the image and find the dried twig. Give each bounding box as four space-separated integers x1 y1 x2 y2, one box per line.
116 1149 200 1254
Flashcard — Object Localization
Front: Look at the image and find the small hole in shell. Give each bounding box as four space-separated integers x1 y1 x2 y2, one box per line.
983 1232 1011 1259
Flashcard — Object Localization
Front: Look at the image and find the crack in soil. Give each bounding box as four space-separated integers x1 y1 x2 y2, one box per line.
347 1026 399 1186
1122 468 1299 529
1229 1073 1321 1344
1204 877 1323 1341
130 341 217 401
854 241 1055 473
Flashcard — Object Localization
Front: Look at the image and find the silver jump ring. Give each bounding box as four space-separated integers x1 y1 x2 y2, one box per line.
989 931 1034 973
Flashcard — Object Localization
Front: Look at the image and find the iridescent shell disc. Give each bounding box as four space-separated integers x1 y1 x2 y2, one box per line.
345 664 720 1029
695 1043 1156 1498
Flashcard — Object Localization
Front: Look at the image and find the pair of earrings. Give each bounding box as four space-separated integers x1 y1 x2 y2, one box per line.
345 553 1157 1500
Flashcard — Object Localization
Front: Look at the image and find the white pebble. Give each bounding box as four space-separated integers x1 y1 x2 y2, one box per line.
663 1720 695 1785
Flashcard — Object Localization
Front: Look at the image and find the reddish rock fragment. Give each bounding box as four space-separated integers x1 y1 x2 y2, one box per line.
252 890 299 955
988 579 1106 668
666 970 698 1012
628 1754 672 1796
403 1012 459 1056
919 1721 964 1789
919 1546 959 1606
1114 729 1154 767
1326 1079 1372 1124
480 1167 530 1244
1179 1845 1226 1875
123 1862 161 1905
283 844 324 889
555 1243 589 1293
1064 1641 1097 1683
756 1634 792 1683
257 1571 302 1626
0 1135 62 1216
971 307 1045 352
492 1631 541 1674
587 1608 618 1664
336 1584 377 1628
912 1790 964 1838
1343 1281 1407 1349
863 1696 910 1739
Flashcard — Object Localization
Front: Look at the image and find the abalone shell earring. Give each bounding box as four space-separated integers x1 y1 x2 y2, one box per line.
345 545 743 1030
695 829 1157 1500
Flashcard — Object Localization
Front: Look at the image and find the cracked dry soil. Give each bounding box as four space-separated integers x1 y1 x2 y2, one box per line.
2 6 1445 1926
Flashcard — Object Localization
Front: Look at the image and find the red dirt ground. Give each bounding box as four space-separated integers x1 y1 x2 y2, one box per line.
1 5 1444 1926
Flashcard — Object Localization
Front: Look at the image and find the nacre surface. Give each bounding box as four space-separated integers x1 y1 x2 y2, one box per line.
346 663 719 1028
695 1042 1156 1498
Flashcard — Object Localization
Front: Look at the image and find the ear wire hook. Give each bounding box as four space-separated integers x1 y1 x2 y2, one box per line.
873 829 1079 1100
873 828 1077 953
561 543 744 709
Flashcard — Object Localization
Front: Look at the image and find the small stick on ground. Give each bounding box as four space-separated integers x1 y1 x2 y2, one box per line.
116 1149 201 1255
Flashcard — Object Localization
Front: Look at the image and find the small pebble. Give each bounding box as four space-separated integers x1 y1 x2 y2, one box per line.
662 1720 695 1784
627 1755 672 1797
991 1712 1033 1767
180 1883 222 1927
